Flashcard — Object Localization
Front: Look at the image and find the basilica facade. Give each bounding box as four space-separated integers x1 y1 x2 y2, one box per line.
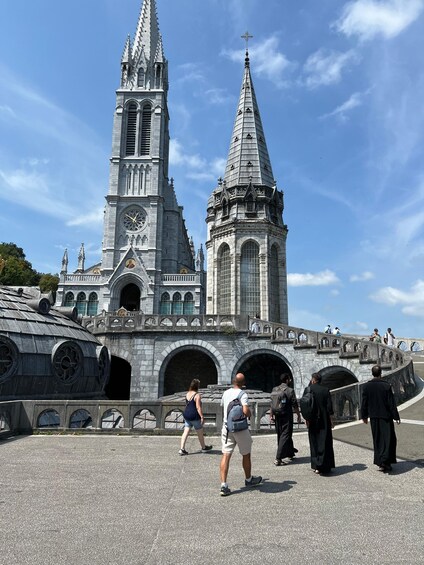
57 0 288 326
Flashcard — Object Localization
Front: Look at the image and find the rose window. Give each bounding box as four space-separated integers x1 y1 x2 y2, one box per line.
52 342 82 385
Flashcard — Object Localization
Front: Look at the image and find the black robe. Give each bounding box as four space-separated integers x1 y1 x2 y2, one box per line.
307 383 335 473
361 378 400 467
272 384 298 460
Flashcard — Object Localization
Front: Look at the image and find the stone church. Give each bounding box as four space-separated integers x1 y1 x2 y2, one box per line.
56 0 288 326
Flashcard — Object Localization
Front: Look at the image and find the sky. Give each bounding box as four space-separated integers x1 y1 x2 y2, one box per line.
0 0 423 339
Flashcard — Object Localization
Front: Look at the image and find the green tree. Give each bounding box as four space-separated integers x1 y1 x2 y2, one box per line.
0 242 40 286
39 273 59 295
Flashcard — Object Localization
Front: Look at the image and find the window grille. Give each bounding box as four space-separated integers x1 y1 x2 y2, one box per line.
140 104 151 155
172 292 183 315
76 292 87 316
160 292 171 315
64 292 74 307
87 292 98 316
218 244 231 313
125 103 137 156
240 241 260 316
183 293 194 314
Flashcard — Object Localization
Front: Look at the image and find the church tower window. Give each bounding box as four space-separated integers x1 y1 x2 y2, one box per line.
137 68 145 87
125 103 138 156
140 104 152 155
240 241 260 317
269 245 280 322
217 244 231 313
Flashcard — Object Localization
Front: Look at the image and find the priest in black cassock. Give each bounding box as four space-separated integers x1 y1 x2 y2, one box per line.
361 365 400 473
306 373 335 474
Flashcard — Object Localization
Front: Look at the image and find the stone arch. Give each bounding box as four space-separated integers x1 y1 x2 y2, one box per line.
109 273 145 311
317 365 358 390
105 356 131 400
231 347 293 392
154 340 225 397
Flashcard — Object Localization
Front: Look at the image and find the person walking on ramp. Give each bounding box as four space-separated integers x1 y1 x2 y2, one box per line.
361 365 400 473
219 373 262 496
270 373 301 465
179 379 212 455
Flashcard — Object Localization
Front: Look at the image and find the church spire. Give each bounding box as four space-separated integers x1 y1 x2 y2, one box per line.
132 0 162 68
223 46 274 189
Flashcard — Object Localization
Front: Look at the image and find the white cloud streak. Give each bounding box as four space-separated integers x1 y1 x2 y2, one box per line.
335 0 424 41
370 279 424 317
303 48 358 89
288 270 340 287
350 270 375 282
320 91 365 121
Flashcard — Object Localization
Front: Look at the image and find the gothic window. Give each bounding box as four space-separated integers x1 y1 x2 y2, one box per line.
160 292 171 315
246 196 256 213
183 292 194 315
269 245 281 322
64 292 74 307
172 292 183 315
155 65 162 89
0 336 18 384
137 68 145 87
240 241 260 317
76 292 87 316
140 104 152 155
125 103 137 156
217 244 231 314
87 292 98 316
222 199 229 218
52 341 83 385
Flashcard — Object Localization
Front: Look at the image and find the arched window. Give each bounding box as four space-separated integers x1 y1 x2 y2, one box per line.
269 244 280 322
155 64 162 89
87 292 98 316
240 241 260 317
137 68 145 88
217 244 231 313
183 292 194 315
172 292 183 315
125 103 137 156
160 292 171 315
76 292 87 316
140 104 152 156
64 292 74 307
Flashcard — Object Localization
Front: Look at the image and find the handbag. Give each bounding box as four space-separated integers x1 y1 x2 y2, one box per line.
183 393 200 421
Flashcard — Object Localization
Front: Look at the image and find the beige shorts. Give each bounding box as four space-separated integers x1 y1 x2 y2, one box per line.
221 426 252 455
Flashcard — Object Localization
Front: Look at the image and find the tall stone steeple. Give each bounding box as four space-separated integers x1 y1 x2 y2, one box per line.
206 45 288 323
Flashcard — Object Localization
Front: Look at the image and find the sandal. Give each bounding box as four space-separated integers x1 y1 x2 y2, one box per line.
274 459 282 466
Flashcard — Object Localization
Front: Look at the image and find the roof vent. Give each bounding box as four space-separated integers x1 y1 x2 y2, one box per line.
28 297 51 315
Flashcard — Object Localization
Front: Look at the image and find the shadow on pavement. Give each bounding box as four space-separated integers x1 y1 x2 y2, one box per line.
331 463 368 476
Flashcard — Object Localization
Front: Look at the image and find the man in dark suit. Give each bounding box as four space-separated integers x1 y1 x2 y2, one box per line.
361 365 401 473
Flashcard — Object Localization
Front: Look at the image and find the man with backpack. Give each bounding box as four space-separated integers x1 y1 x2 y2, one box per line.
219 373 262 496
270 374 301 466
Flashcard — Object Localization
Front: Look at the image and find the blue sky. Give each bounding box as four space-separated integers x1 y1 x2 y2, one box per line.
0 0 423 338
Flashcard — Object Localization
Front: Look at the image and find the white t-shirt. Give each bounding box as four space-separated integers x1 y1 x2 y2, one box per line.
385 332 395 346
221 388 249 424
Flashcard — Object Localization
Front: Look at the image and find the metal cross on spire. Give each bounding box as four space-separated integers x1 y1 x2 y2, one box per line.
241 31 253 51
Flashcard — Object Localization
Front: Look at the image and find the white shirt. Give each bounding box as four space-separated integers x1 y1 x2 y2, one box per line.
221 387 248 424
385 332 395 346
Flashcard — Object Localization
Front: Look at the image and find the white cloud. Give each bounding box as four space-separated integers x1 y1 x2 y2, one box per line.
288 269 340 287
0 104 15 117
67 207 104 228
334 0 424 41
350 270 375 282
355 321 369 330
370 279 424 317
170 139 225 183
204 88 233 105
330 289 340 296
222 35 294 88
303 48 358 89
320 91 365 121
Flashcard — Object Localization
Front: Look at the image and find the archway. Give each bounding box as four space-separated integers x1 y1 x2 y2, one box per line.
120 283 140 311
237 353 292 392
319 367 358 390
163 349 217 396
105 356 131 400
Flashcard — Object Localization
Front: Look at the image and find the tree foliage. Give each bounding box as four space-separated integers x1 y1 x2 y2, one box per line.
0 242 58 292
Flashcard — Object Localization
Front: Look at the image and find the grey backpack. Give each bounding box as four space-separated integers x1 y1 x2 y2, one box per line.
226 390 248 434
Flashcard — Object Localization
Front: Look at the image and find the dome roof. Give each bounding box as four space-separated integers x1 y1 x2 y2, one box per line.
0 286 109 400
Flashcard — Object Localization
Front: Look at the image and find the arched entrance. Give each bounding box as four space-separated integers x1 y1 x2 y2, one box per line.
105 356 131 400
120 283 140 311
318 367 358 390
237 353 292 392
163 349 217 396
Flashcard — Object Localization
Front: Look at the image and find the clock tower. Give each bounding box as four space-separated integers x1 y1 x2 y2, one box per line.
57 0 205 316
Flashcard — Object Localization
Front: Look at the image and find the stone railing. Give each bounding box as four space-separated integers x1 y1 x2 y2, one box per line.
62 274 102 283
0 360 418 436
161 274 199 283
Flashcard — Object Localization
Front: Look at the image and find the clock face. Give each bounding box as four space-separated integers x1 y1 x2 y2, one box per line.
123 207 146 232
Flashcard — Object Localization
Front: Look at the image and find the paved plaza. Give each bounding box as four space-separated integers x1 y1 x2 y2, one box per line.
0 415 423 565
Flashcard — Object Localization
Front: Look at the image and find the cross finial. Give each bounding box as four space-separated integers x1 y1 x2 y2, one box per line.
241 31 253 51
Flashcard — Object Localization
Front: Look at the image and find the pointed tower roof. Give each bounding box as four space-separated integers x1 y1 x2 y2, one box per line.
223 51 274 188
121 35 132 65
132 0 163 67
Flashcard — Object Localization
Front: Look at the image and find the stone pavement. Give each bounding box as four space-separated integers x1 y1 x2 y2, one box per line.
0 427 423 565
